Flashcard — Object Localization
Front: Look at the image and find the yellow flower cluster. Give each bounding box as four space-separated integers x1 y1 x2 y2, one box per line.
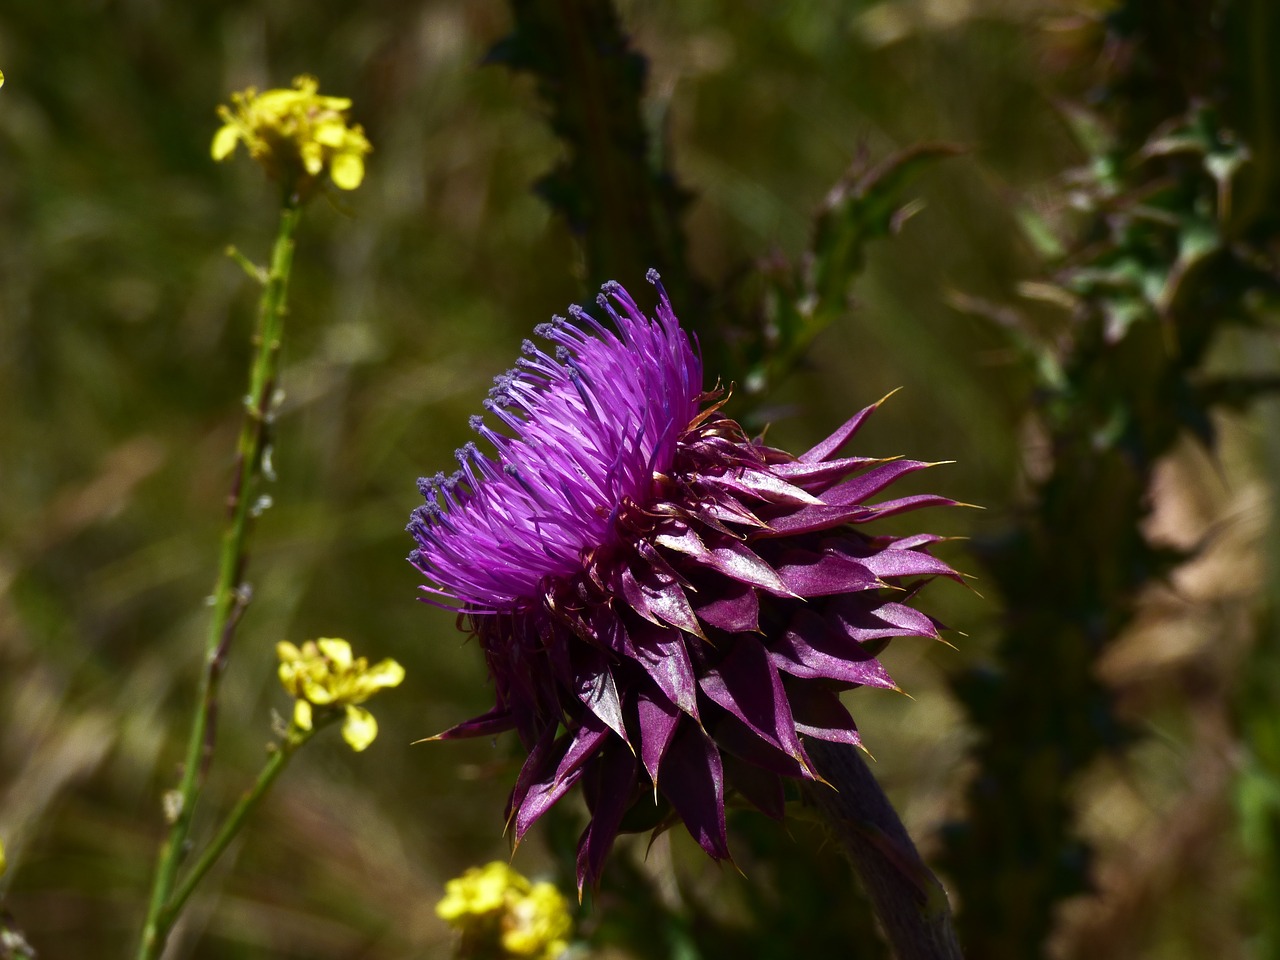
276 638 404 751
211 75 371 195
436 862 573 960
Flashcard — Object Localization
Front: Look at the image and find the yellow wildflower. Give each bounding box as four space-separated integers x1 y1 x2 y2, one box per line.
437 862 572 960
276 638 404 751
211 75 371 196
0 835 6 877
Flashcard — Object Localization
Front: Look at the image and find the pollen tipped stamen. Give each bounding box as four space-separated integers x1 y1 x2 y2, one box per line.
482 398 530 436
470 416 511 454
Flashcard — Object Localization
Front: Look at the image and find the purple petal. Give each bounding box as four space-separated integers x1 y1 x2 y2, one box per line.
772 547 882 597
577 744 640 892
850 493 958 520
630 622 700 720
592 609 637 657
699 635 814 774
820 460 934 507
797 402 879 463
636 538 694 588
858 548 960 582
705 467 823 506
704 538 794 596
556 713 615 784
517 764 587 844
657 524 791 596
658 724 730 860
711 709 811 779
758 493 957 538
830 595 944 643
892 532 949 550
785 680 863 746
754 503 879 537
427 705 516 740
514 715 611 842
693 581 760 633
506 723 559 831
636 685 682 787
772 454 887 490
653 521 711 561
572 646 630 745
769 608 898 689
694 492 768 530
620 563 705 638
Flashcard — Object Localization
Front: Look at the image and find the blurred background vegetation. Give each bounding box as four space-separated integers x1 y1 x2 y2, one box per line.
1 0 1277 957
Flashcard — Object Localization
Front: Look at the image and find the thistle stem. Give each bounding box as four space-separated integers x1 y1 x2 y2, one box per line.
137 199 301 960
802 739 964 960
156 720 324 934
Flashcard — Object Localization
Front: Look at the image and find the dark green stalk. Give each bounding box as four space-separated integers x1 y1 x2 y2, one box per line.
943 3 1280 955
803 740 963 960
491 0 705 335
137 200 301 960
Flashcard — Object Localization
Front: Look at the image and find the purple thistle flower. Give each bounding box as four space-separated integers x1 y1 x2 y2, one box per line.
409 272 959 892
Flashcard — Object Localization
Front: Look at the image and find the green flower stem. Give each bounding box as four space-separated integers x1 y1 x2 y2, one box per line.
137 199 302 960
157 720 325 934
802 739 964 960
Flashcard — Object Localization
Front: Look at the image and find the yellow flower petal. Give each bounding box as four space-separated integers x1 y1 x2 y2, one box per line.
211 124 240 161
277 637 399 743
301 678 336 705
0 836 6 877
317 637 353 668
329 152 364 190
313 120 347 148
211 76 371 195
362 658 405 690
437 862 521 919
437 863 571 960
316 94 353 112
293 699 313 731
342 705 378 751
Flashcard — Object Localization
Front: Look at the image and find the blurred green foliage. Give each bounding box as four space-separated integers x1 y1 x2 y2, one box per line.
0 1 1276 958
941 1 1280 954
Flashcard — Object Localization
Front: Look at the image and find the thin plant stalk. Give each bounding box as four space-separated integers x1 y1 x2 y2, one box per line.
157 718 327 934
137 198 302 960
802 739 964 960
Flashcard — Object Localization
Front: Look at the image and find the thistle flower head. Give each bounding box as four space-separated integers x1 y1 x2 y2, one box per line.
436 861 572 960
277 638 404 751
410 273 958 890
211 75 371 196
412 280 700 611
